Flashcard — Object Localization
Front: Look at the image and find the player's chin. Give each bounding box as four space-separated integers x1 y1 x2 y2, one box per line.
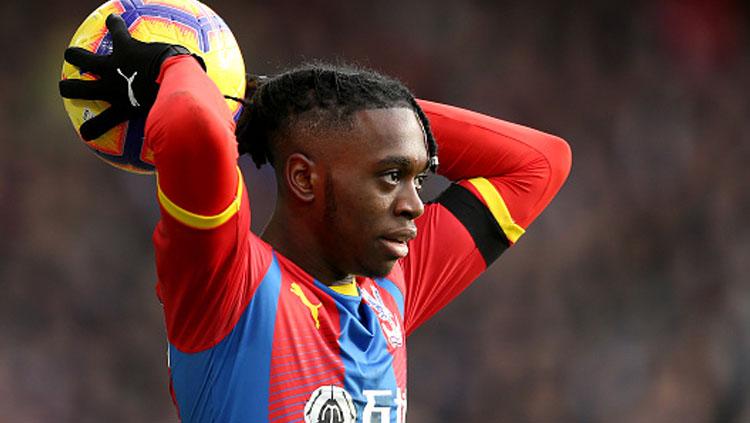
359 257 398 279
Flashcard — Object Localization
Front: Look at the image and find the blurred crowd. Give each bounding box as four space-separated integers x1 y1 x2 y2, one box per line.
1 0 749 421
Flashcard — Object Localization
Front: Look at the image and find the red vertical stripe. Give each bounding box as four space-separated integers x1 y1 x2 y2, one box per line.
267 255 347 421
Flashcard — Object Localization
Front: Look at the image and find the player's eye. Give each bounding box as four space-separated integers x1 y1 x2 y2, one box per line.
381 171 427 191
383 171 401 185
414 174 427 191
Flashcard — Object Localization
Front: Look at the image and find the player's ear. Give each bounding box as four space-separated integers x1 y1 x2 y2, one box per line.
285 152 317 203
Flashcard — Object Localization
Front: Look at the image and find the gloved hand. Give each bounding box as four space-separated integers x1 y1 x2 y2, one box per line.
59 13 205 141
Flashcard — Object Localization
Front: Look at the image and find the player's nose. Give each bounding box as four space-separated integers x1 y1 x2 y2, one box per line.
394 182 424 220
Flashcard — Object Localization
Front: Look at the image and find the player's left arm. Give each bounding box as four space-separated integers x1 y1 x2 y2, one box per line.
401 100 572 335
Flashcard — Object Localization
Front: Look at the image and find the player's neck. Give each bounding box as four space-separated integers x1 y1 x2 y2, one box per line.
262 212 354 287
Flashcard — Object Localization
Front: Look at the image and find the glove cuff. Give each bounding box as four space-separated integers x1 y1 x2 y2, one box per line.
158 45 207 72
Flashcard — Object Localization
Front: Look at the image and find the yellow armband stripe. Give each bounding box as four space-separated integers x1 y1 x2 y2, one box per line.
467 177 525 243
157 167 243 230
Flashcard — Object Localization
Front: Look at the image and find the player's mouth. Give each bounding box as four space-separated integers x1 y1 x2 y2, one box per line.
378 228 417 258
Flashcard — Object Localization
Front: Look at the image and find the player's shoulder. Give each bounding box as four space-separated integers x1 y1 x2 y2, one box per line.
248 233 276 282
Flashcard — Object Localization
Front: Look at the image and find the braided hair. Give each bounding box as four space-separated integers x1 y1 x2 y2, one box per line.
233 63 438 172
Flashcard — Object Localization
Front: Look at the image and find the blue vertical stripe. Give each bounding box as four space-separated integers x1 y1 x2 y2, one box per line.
377 278 404 318
326 281 400 422
169 256 282 422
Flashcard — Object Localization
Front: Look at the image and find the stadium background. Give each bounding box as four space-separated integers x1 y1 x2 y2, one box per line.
1 0 749 421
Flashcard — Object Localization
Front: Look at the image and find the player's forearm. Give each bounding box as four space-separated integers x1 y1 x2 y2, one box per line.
419 99 571 229
145 55 239 216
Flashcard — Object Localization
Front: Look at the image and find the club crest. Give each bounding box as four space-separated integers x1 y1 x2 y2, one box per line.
361 285 403 348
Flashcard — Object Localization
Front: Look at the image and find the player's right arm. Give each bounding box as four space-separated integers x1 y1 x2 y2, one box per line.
59 14 265 352
145 55 270 353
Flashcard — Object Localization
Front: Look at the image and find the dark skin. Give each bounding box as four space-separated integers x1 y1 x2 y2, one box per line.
262 107 429 286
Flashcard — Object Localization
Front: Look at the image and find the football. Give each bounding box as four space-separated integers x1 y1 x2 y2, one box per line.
60 0 246 174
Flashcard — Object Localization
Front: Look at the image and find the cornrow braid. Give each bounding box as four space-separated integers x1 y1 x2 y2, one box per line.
234 63 438 172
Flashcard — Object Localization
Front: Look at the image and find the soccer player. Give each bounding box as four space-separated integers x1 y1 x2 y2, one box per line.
60 14 571 423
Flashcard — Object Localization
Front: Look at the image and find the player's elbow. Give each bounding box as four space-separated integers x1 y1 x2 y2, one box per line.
154 90 221 139
544 135 572 191
149 91 236 166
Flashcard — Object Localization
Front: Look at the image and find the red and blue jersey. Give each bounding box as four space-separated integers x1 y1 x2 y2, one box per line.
146 56 571 422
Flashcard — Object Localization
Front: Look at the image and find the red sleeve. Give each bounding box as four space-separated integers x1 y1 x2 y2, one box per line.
402 100 571 335
145 55 271 353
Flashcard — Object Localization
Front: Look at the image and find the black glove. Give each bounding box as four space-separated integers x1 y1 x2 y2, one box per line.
59 14 205 141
